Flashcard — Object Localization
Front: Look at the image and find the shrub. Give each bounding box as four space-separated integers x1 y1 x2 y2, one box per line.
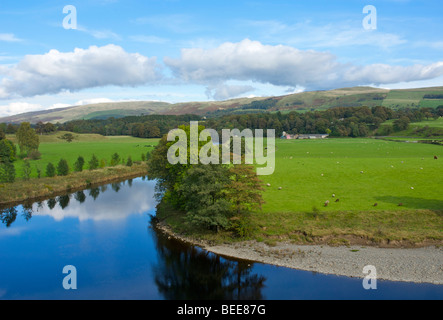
110 153 120 166
57 159 69 176
28 150 41 160
88 154 99 170
126 156 133 167
0 162 16 183
74 156 85 172
46 162 56 177
22 160 32 180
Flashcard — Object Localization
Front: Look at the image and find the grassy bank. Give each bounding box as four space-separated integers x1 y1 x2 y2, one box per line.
156 201 442 248
0 163 148 208
156 137 442 247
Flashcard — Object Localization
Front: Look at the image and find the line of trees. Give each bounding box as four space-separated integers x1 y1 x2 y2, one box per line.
19 105 439 140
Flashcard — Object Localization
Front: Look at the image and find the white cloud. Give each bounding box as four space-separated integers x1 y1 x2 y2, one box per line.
205 83 255 100
130 35 169 44
0 44 162 99
0 102 51 117
76 26 121 40
165 39 443 90
0 33 22 42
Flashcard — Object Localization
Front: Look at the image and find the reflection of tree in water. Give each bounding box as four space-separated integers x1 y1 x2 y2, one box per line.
58 194 70 209
152 224 265 300
22 202 33 221
47 198 57 209
111 182 121 192
0 207 18 227
74 191 86 203
89 187 100 200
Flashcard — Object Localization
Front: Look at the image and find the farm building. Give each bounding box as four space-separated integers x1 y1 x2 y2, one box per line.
281 132 329 140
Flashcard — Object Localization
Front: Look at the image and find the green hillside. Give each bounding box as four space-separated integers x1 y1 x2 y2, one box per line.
1 86 443 124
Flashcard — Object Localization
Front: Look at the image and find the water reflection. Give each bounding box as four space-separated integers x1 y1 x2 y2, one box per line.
0 176 157 225
152 227 266 300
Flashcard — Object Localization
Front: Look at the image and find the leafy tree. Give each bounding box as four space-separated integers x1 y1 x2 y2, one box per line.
110 152 120 166
126 156 133 167
59 133 75 142
74 156 85 172
88 154 99 170
46 162 56 177
0 138 17 183
22 160 32 180
226 164 265 215
178 164 232 231
16 122 39 157
393 116 410 131
57 159 69 176
0 139 16 163
0 162 15 183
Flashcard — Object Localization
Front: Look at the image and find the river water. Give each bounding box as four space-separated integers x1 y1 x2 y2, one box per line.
0 177 441 300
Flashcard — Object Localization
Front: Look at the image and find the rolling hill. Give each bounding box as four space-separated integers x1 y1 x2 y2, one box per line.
1 86 443 124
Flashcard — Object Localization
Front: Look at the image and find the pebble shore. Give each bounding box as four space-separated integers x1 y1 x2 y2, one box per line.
157 223 443 285
204 241 443 285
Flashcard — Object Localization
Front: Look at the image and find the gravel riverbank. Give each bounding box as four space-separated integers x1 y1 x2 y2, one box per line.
156 223 443 285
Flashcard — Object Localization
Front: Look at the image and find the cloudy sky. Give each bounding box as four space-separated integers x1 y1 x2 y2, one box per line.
0 0 442 117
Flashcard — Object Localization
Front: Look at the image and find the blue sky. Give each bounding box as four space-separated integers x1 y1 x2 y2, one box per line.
0 0 442 117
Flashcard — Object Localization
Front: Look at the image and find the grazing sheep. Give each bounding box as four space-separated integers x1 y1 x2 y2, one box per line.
360 171 364 174
332 194 335 197
278 187 282 190
398 203 403 206
335 199 340 202
373 203 378 207
266 183 271 187
434 155 438 160
324 200 330 207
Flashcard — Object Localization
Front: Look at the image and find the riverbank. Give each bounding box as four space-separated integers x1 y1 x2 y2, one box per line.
0 163 148 208
156 222 443 285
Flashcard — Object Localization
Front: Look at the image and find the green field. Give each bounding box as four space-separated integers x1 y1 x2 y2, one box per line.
260 138 442 212
7 132 159 178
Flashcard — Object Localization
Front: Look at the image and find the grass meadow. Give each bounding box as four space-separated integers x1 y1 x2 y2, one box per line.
7 132 158 178
260 138 442 212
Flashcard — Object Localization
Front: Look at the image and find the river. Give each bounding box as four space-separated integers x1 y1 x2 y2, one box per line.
0 177 441 300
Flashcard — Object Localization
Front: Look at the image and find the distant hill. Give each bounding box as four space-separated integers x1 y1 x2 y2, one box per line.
1 86 443 124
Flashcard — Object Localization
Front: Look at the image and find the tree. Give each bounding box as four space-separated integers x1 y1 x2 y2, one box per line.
59 133 75 142
74 156 85 172
16 122 39 157
126 156 133 167
226 164 265 215
0 162 15 183
57 159 69 176
22 160 32 180
110 153 120 166
46 162 56 177
178 164 232 231
88 154 99 170
393 116 410 132
0 138 17 183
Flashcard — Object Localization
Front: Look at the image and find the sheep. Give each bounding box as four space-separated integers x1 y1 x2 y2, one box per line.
278 187 282 190
332 194 335 197
373 203 378 207
398 203 403 206
335 199 340 202
266 183 271 187
324 200 330 207
434 155 438 160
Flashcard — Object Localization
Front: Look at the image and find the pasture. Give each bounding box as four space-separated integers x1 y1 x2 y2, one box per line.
261 138 442 212
7 132 158 178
